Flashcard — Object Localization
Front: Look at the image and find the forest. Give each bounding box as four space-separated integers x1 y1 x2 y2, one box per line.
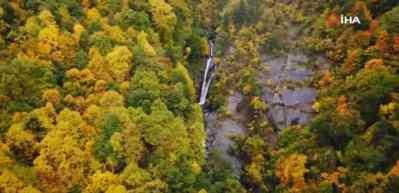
0 0 398 193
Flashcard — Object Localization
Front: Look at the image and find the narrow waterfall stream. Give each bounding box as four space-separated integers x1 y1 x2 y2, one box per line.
199 41 216 105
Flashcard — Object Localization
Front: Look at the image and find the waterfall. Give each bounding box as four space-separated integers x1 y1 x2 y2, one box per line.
199 41 215 105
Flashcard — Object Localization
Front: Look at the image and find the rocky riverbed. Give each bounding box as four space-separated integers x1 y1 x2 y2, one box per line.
205 92 246 175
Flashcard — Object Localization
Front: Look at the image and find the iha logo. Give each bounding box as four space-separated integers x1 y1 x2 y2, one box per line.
340 15 361 24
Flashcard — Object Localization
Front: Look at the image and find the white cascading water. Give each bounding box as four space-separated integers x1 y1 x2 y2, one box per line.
199 41 215 105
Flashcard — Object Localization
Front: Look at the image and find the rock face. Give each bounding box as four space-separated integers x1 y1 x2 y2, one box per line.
202 20 330 177
259 52 328 129
203 51 328 175
205 92 246 175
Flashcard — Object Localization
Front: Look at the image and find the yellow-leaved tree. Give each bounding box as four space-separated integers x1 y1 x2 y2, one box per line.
87 47 110 81
276 154 309 193
33 109 98 193
0 170 42 193
149 0 177 35
137 31 157 57
106 46 133 82
83 171 127 193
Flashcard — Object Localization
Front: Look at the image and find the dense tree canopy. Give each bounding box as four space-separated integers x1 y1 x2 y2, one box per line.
0 0 216 192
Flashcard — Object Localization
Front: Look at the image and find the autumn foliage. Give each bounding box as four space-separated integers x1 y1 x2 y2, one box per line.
1 1 399 193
